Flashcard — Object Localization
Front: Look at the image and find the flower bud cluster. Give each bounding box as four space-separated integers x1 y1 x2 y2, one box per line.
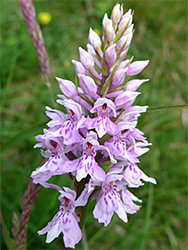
31 4 156 248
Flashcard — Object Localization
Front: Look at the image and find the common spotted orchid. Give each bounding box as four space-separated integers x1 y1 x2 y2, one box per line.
31 3 156 248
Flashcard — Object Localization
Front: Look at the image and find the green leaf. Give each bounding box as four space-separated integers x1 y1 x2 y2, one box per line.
0 210 17 250
1 122 46 152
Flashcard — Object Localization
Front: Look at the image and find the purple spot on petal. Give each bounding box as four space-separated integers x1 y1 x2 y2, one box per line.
63 217 68 224
64 228 70 232
133 168 137 173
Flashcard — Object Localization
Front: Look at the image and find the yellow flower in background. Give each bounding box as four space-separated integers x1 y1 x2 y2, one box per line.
63 60 71 67
38 12 52 25
93 28 100 36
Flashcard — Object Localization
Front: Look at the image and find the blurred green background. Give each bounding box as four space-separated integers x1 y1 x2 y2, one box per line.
1 0 187 249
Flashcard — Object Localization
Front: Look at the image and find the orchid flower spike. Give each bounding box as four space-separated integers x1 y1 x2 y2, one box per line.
31 3 156 249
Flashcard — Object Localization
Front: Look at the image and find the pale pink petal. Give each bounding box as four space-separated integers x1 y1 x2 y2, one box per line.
123 164 157 187
56 77 77 98
111 68 128 86
118 9 132 30
75 183 93 207
31 155 66 184
115 91 140 108
116 203 128 223
63 99 83 120
111 3 123 24
45 106 66 127
76 165 88 182
106 90 123 98
88 160 106 182
127 60 149 76
46 222 61 243
87 44 102 68
62 214 82 249
72 60 87 75
76 155 105 182
126 79 149 91
121 188 141 214
105 44 116 67
78 74 99 99
51 121 82 145
93 116 118 138
90 98 117 117
79 47 94 69
89 28 102 49
93 194 114 226
38 211 62 238
103 14 115 42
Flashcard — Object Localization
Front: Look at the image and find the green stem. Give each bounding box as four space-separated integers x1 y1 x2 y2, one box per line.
148 104 188 111
106 163 113 173
107 85 124 94
101 64 119 97
140 182 153 249
45 75 56 108
79 203 88 230
115 109 126 124
99 134 111 145
101 44 108 77
70 176 76 189
82 226 89 250
140 147 159 249
79 93 94 107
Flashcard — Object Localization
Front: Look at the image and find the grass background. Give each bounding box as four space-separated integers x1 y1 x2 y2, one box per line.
1 0 187 249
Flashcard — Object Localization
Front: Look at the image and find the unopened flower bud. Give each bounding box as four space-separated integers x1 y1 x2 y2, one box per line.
127 60 149 76
80 45 102 80
78 74 99 99
105 44 116 67
126 79 149 91
119 49 129 59
72 60 87 75
118 9 132 31
111 3 123 24
102 13 115 42
56 77 77 98
89 28 102 49
115 91 140 108
117 59 130 70
102 13 108 32
111 68 128 86
117 33 133 51
79 47 95 69
124 23 134 35
87 44 102 69
106 90 123 98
